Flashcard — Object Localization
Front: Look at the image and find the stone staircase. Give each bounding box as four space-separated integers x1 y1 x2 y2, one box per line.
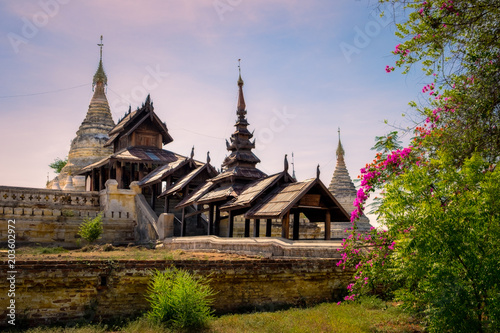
144 194 208 237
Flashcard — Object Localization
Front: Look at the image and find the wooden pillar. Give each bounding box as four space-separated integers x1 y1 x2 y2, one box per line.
116 162 123 189
266 218 272 237
293 210 300 240
244 219 250 237
181 207 186 237
129 163 134 184
325 210 331 240
90 169 95 191
208 204 214 235
281 212 290 239
214 206 221 236
138 164 144 181
150 185 156 208
253 219 260 237
228 212 234 237
164 197 168 213
98 167 103 191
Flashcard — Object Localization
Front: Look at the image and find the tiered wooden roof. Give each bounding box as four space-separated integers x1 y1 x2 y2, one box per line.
79 147 182 173
177 70 268 211
213 71 266 183
104 95 173 150
77 94 213 197
219 172 288 212
175 181 215 209
245 177 349 222
159 162 217 197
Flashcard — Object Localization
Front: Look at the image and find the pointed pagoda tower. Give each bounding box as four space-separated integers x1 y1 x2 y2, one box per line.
214 62 266 183
54 36 115 190
328 129 371 235
328 128 357 205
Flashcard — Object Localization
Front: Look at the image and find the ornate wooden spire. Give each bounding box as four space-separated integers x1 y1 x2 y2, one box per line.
237 59 246 112
221 61 261 170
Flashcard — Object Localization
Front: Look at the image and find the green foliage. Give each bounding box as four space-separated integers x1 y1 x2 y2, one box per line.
378 153 500 331
371 131 403 159
49 157 68 174
146 268 214 329
77 213 103 244
16 301 420 333
340 2 500 332
211 301 418 333
39 246 69 254
356 295 388 311
380 0 500 164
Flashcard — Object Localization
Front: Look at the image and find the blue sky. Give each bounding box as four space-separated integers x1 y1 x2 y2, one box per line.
0 1 427 223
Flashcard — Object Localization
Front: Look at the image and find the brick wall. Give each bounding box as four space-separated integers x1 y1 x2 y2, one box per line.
0 259 352 327
0 184 142 247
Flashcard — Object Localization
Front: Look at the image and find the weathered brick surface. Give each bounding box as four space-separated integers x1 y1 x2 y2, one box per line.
0 259 352 327
0 216 136 247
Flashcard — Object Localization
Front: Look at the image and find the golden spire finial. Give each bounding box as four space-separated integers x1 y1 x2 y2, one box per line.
336 127 345 158
93 35 107 90
98 35 103 61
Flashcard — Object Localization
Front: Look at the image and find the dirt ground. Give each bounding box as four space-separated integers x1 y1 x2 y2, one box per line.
5 244 260 261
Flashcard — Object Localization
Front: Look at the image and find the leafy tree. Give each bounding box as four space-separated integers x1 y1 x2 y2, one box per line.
382 0 500 164
339 1 500 332
49 157 68 174
77 213 103 244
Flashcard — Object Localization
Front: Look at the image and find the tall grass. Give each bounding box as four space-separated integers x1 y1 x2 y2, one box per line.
146 268 214 330
19 297 420 333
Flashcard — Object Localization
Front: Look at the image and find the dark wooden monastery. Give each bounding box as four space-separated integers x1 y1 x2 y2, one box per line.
76 58 350 240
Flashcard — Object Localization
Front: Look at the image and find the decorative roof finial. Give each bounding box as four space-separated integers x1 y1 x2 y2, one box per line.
284 154 289 172
237 59 246 112
291 152 296 181
190 146 195 159
98 35 103 61
238 59 243 86
316 164 320 179
207 151 211 164
336 127 345 158
92 35 107 90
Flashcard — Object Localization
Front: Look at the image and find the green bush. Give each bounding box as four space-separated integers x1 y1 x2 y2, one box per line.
146 268 214 329
357 296 387 311
78 214 103 244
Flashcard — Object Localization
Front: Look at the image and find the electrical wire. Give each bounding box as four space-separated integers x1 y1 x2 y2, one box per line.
0 83 89 99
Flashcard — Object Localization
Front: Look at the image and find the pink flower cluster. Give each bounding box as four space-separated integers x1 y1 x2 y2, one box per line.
351 147 412 224
394 44 410 57
385 65 395 73
439 0 455 11
422 83 435 94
